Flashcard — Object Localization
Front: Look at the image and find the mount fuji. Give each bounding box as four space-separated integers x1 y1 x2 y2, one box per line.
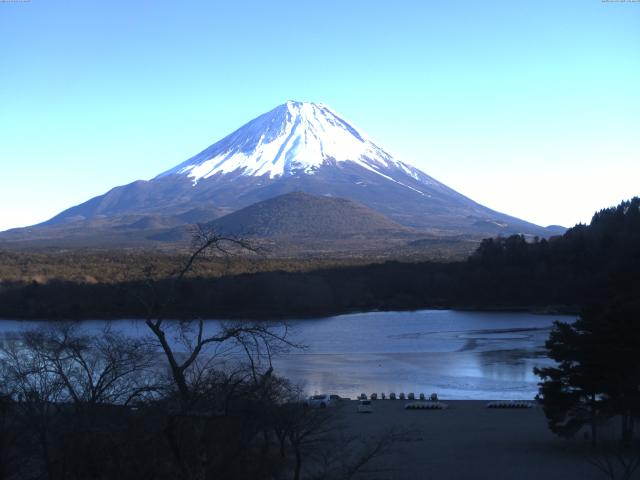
158 101 431 183
1 101 563 249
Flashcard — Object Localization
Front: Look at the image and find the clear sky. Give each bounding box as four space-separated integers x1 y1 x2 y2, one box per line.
1 0 638 231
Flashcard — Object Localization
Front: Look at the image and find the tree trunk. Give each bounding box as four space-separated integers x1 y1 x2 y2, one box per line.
621 411 633 448
146 320 191 407
591 396 598 447
165 415 189 478
39 426 55 480
0 436 6 480
293 446 302 480
261 429 271 455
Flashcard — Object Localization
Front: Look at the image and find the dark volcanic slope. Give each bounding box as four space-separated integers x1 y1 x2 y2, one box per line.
209 192 411 238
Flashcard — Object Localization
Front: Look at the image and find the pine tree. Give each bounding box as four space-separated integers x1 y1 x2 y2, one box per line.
535 303 640 446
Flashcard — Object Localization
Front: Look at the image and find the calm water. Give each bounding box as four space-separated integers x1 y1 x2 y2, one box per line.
0 310 575 400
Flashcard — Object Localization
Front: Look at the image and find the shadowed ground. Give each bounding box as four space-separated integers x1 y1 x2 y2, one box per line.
336 400 601 480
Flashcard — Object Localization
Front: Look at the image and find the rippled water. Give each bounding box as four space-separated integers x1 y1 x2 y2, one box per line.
0 310 576 399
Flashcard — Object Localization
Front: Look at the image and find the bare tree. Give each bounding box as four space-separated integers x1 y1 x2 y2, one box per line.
141 226 298 409
285 405 337 480
0 370 23 480
20 323 161 407
589 449 640 480
1 334 66 480
276 402 404 480
0 323 163 480
130 227 308 480
312 428 403 480
588 423 640 480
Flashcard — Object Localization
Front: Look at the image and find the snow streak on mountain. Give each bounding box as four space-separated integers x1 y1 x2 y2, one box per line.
158 101 432 191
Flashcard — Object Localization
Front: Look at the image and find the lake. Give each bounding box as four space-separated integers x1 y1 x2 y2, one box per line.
0 310 575 400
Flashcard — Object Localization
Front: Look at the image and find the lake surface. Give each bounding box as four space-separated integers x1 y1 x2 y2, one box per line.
0 310 576 400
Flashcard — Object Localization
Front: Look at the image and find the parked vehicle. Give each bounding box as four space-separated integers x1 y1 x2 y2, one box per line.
306 394 335 408
357 399 373 413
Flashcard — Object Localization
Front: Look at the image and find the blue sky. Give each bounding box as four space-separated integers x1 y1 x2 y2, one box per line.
1 0 638 231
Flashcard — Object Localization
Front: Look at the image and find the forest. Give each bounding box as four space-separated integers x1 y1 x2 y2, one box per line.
0 197 638 320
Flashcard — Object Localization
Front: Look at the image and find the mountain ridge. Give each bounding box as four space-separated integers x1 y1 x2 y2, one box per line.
1 101 564 248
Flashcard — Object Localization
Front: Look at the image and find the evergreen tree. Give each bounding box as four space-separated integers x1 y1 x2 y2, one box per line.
535 303 640 446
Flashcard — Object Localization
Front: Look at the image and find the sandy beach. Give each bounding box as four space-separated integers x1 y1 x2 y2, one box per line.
334 400 603 480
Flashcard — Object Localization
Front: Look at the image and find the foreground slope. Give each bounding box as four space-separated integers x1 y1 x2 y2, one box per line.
208 192 411 238
151 192 441 256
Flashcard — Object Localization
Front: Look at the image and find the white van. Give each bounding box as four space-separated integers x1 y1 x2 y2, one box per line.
357 399 373 413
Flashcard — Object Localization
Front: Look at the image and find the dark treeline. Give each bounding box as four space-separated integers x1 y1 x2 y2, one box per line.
0 197 638 320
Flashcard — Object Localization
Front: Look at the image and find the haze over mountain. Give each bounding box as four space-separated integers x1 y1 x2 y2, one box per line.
0 101 563 249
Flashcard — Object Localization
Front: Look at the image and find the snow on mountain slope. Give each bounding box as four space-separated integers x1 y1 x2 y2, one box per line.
157 101 433 191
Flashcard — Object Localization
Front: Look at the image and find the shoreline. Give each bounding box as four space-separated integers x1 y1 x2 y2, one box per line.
0 304 580 322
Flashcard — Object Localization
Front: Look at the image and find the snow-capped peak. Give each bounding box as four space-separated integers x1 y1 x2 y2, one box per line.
158 101 427 185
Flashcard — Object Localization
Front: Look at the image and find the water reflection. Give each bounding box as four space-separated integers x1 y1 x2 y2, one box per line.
477 349 552 383
0 310 573 399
